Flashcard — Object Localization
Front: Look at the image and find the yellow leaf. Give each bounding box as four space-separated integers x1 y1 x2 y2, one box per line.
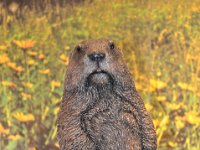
0 44 8 51
183 112 200 125
38 54 45 60
178 82 196 92
150 79 167 91
156 96 167 102
28 147 37 150
54 107 60 115
22 82 33 89
153 119 160 128
7 62 24 73
135 82 143 91
21 92 32 100
51 80 61 91
156 71 162 77
168 103 181 111
0 123 9 134
55 142 59 148
60 54 69 65
13 40 35 49
28 59 37 65
0 54 10 64
28 51 37 56
8 134 22 140
39 69 50 75
2 81 16 88
145 103 153 111
13 112 35 122
175 116 185 129
168 141 177 147
160 116 169 126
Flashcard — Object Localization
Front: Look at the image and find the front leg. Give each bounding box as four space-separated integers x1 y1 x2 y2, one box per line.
57 112 95 150
80 103 110 149
116 90 157 150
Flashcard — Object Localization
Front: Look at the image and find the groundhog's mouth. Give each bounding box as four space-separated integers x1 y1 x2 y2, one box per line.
86 70 112 86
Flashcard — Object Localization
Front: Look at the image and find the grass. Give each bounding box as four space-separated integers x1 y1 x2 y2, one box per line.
0 0 200 149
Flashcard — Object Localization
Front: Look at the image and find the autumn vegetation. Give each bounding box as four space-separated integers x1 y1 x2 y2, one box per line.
0 0 200 149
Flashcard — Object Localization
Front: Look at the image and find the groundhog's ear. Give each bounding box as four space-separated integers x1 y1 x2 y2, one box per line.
75 44 83 52
108 41 115 50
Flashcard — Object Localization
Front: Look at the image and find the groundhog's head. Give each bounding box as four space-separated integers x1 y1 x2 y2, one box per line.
65 39 134 92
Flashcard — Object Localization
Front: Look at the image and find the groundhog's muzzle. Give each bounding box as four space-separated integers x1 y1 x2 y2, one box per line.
86 70 114 87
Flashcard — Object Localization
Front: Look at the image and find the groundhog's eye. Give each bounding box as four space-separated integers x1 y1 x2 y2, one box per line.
75 45 82 52
109 41 115 50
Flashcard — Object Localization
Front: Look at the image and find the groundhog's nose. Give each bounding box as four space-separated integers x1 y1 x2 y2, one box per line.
88 52 105 62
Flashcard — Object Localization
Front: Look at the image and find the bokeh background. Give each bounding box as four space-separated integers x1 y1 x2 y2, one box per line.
0 0 200 149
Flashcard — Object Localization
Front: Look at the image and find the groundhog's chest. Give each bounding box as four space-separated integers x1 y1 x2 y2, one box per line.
80 98 142 150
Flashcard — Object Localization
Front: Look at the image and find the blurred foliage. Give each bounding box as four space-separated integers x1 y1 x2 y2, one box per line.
0 0 200 149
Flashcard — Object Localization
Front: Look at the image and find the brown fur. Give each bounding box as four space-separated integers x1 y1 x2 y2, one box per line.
57 39 157 150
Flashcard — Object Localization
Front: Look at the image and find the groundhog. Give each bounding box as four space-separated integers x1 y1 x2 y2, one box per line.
57 39 157 150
